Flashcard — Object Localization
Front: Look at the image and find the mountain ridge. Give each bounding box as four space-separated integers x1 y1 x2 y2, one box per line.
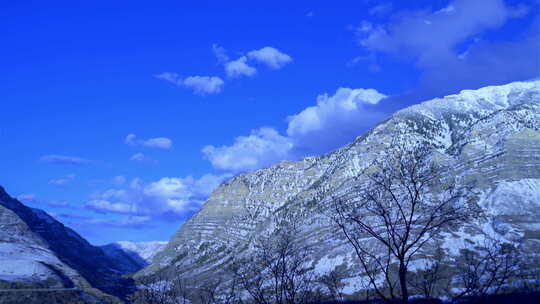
137 80 540 297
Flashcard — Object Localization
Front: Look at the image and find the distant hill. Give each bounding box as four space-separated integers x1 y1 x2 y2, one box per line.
100 241 167 274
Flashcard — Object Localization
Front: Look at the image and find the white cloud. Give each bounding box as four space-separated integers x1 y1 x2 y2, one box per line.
286 88 386 154
202 88 387 172
225 56 257 78
156 45 291 94
155 73 224 95
202 127 294 172
287 88 385 137
247 47 292 70
212 44 230 63
84 174 232 219
212 45 292 79
183 76 224 95
125 134 172 149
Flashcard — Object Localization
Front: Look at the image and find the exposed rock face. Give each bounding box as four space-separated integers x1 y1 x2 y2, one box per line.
139 80 540 295
0 186 134 301
100 241 167 274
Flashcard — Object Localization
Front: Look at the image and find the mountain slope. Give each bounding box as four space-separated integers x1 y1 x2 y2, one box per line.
100 241 167 274
0 186 135 301
138 80 540 294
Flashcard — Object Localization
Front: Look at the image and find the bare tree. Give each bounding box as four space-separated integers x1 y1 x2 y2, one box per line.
130 269 192 304
231 258 269 304
171 277 193 304
330 145 473 304
409 248 448 300
231 220 320 304
518 252 540 294
451 238 521 303
193 276 244 304
217 275 245 304
319 267 347 301
198 278 221 304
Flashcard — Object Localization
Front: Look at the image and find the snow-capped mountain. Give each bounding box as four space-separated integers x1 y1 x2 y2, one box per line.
137 80 540 295
0 186 135 301
112 241 167 262
100 241 167 274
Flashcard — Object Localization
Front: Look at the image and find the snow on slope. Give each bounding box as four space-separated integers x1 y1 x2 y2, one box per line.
0 203 80 287
114 241 167 262
139 80 540 296
0 186 136 299
100 241 167 274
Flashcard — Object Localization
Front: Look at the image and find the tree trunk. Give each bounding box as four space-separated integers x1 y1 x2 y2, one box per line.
399 261 409 304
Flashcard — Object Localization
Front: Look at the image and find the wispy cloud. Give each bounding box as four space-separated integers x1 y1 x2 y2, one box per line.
154 72 180 84
55 212 92 221
129 152 156 163
86 199 134 214
16 193 36 204
40 155 92 165
155 73 224 95
48 174 76 187
113 175 126 186
356 0 537 100
59 213 154 229
47 200 70 208
125 134 173 149
16 193 70 208
86 215 155 229
369 2 393 17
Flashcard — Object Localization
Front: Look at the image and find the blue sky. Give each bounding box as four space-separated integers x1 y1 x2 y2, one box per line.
1 0 538 245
